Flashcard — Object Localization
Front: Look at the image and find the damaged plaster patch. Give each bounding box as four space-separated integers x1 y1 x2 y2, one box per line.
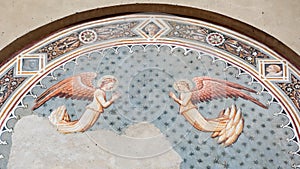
8 115 182 169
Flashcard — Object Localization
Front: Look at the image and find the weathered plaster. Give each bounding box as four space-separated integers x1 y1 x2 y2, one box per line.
8 115 182 169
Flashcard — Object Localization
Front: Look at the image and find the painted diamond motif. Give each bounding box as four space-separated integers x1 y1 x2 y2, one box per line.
135 19 170 39
142 22 161 38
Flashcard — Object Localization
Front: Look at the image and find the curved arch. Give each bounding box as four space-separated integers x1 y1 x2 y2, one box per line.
0 4 299 69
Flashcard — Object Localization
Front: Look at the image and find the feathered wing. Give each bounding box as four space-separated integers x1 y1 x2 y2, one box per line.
32 72 97 110
191 77 267 109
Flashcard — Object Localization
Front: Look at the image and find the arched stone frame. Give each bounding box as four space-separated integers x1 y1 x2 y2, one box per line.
0 4 299 169
1 4 299 68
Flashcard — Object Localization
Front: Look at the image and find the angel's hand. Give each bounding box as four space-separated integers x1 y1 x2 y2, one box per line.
169 92 176 99
112 92 121 101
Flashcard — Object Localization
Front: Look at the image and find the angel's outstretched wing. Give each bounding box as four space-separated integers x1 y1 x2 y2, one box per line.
191 77 267 109
32 72 97 110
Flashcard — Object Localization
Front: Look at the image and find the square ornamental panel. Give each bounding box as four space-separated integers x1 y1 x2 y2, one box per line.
15 54 47 76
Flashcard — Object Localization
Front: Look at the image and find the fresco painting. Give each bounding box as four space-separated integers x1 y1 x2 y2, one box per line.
0 14 299 169
32 73 120 134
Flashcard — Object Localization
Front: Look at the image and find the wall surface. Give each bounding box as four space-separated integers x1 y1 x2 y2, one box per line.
0 0 299 55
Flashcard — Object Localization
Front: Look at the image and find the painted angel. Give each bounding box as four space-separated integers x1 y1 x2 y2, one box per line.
32 72 120 134
169 77 268 146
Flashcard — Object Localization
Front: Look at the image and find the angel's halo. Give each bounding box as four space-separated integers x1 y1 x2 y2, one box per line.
97 75 118 91
173 79 193 92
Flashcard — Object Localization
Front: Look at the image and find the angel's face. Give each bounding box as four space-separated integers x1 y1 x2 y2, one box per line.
266 65 275 73
100 81 116 91
174 81 190 92
266 64 281 73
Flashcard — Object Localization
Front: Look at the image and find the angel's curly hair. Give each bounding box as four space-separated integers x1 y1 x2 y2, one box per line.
173 80 192 91
97 75 118 90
